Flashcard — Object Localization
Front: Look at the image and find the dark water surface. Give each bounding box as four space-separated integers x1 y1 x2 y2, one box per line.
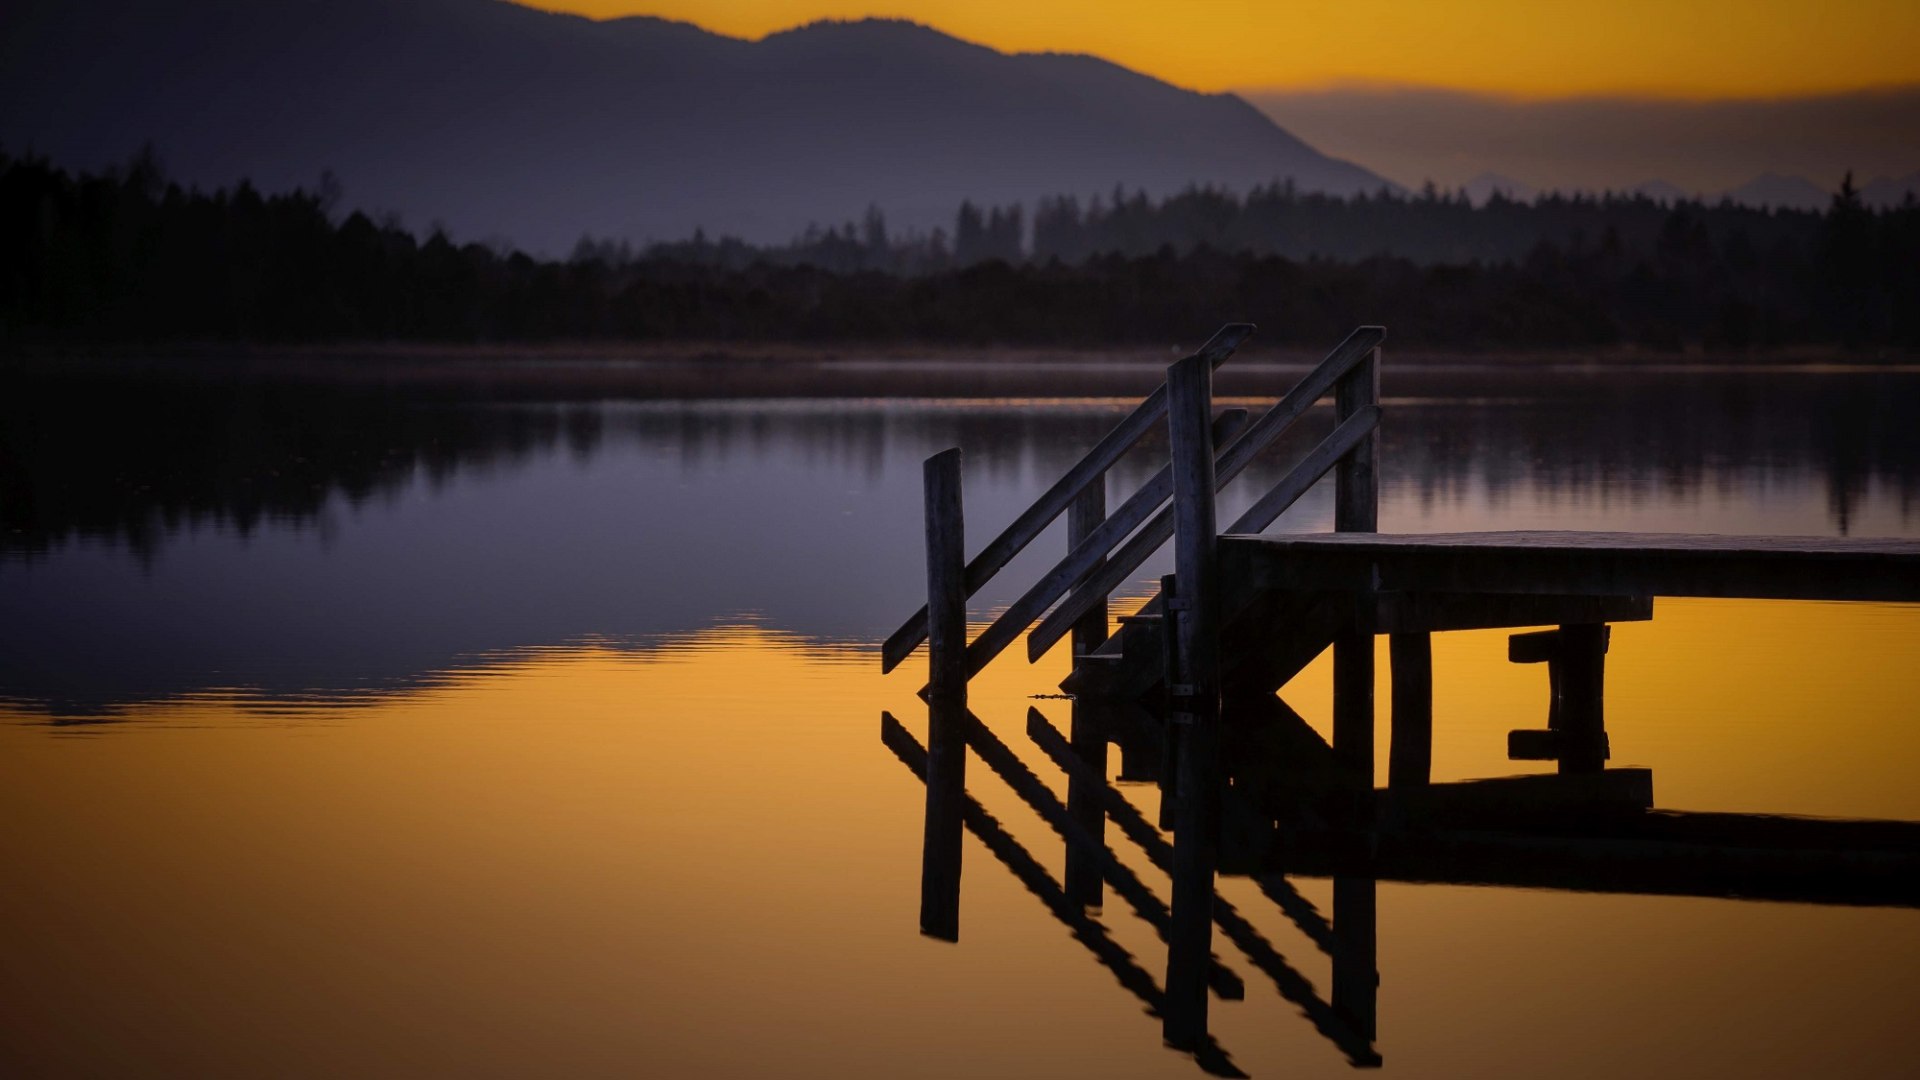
3 354 1918 1076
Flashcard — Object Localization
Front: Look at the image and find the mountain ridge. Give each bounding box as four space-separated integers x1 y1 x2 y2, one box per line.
0 1 1394 253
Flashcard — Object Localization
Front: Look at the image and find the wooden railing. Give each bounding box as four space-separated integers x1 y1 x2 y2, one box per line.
879 323 1254 674
887 322 1384 698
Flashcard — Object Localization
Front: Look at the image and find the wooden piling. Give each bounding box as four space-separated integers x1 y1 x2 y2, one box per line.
924 449 967 704
1388 632 1433 788
1064 701 1109 909
1334 345 1380 535
1332 346 1381 787
920 449 966 939
1068 478 1110 658
1065 472 1111 910
1064 472 1112 908
1555 623 1608 774
1163 352 1223 1051
1332 874 1380 1043
1165 354 1222 712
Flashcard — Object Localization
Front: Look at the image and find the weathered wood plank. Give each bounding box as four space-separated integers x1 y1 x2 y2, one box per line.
1223 531 1920 603
880 323 1254 673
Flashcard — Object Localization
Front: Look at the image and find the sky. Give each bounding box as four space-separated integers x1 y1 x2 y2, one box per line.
532 0 1920 99
527 1 1920 192
1250 85 1920 193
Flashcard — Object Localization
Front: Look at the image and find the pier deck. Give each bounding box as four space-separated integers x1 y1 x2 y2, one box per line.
883 322 1920 1061
1224 530 1920 603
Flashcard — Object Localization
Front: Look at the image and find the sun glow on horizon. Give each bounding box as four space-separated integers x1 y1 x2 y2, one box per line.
523 0 1920 100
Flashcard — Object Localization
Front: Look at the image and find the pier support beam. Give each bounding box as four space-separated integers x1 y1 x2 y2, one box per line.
1065 476 1110 907
1065 700 1109 910
1507 625 1611 775
1388 632 1434 789
1555 623 1608 775
1332 346 1381 797
1163 352 1224 1052
1332 874 1380 1043
920 449 967 940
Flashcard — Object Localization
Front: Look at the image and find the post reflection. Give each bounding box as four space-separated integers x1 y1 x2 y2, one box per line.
884 698 1382 1074
888 681 1920 1074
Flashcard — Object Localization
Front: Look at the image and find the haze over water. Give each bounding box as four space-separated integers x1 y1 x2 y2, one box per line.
3 355 1919 1076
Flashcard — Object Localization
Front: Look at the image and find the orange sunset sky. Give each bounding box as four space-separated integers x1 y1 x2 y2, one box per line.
529 0 1920 99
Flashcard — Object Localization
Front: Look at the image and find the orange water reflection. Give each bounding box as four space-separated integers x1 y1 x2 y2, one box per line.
2 605 1918 1076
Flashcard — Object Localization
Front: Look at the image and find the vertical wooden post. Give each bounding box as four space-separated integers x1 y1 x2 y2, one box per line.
1163 353 1221 1051
1068 479 1110 658
920 449 966 940
1064 701 1109 909
1166 354 1223 714
1556 623 1608 775
1064 477 1111 908
1387 632 1433 788
925 448 968 706
1334 345 1380 534
1333 347 1381 791
1156 572 1182 834
1332 874 1379 1043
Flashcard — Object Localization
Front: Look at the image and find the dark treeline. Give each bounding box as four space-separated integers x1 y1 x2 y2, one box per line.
611 179 1898 276
8 362 1918 561
3 151 1916 350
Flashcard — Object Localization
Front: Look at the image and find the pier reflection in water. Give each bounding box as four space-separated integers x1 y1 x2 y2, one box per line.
3 612 1920 1075
889 678 1920 1075
5 357 1920 1076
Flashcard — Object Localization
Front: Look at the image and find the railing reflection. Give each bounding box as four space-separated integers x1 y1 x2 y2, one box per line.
884 690 1920 1074
882 697 1382 1074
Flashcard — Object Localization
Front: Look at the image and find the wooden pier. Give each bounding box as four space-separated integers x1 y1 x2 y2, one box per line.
880 323 1920 1069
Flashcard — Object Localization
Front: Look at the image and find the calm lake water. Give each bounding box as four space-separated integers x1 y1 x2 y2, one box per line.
3 353 1918 1077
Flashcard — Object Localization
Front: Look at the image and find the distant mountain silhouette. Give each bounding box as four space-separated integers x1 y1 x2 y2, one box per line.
1860 171 1920 209
1722 172 1831 212
1460 172 1536 206
1630 179 1692 205
0 0 1392 253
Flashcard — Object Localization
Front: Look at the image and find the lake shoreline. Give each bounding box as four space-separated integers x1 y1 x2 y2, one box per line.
6 338 1917 374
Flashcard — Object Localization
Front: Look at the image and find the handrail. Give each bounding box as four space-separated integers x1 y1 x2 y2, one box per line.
878 322 1254 673
955 409 1251 683
1022 330 1384 660
1226 406 1380 535
1032 405 1382 656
